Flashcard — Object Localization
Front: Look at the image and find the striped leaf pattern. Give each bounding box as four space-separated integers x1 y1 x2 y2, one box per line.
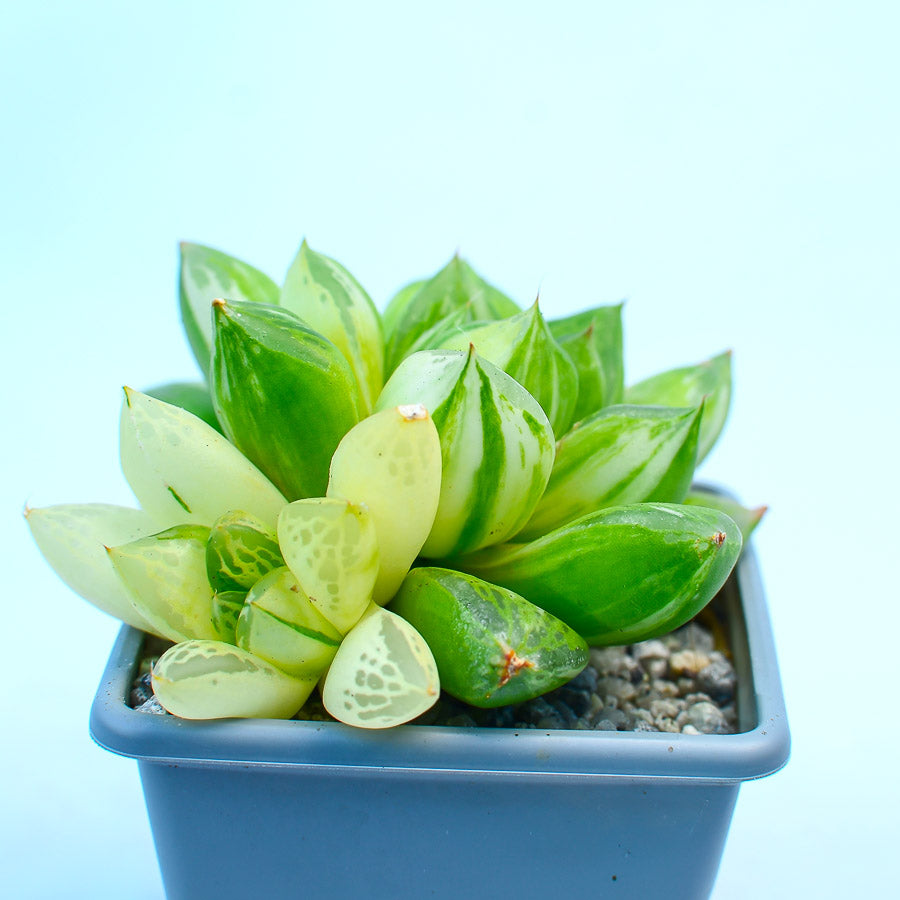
434 301 579 435
385 255 520 373
454 503 742 646
179 242 279 377
281 241 384 414
517 403 703 540
549 303 625 419
211 299 362 501
375 348 555 558
626 350 732 463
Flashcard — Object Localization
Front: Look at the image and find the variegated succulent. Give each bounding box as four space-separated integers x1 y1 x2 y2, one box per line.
26 239 763 729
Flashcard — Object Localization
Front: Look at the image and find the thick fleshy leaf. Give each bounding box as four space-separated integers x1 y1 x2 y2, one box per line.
235 567 343 676
107 524 222 643
385 255 519 373
277 498 379 634
626 351 731 463
281 241 384 414
143 380 222 434
152 640 316 720
391 568 588 708
120 388 287 531
454 503 742 646
434 301 579 435
321 606 440 729
327 405 442 605
375 348 555 558
211 590 245 644
517 404 703 540
25 503 163 635
549 303 625 418
381 278 426 343
211 299 362 500
206 510 284 592
684 488 767 543
179 242 279 376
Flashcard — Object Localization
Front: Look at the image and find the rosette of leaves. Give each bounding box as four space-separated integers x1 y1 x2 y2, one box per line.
27 238 762 732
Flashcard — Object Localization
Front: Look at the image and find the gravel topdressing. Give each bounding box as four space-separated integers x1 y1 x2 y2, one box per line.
131 618 737 734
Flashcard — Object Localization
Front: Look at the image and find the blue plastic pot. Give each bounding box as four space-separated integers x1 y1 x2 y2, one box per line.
90 541 789 900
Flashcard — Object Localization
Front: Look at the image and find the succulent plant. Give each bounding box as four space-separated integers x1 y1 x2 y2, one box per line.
26 240 763 730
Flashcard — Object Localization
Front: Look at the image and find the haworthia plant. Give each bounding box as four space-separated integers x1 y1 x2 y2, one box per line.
321 605 440 728
385 255 520 373
277 498 379 634
210 298 362 500
549 302 625 419
24 503 164 635
391 568 588 708
206 510 284 593
454 503 742 645
107 524 222 644
517 404 703 540
143 381 222 434
432 301 580 436
684 487 767 543
120 388 287 531
381 278 427 343
179 242 280 377
152 639 317 720
375 348 555 558
626 350 731 463
235 567 343 677
327 404 442 606
281 241 384 415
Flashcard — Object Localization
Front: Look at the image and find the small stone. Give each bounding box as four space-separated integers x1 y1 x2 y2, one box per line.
597 676 638 703
670 649 712 677
136 697 168 716
649 698 683 719
595 719 618 731
676 622 716 654
697 657 737 703
650 678 681 698
681 724 701 735
631 639 670 666
678 700 731 734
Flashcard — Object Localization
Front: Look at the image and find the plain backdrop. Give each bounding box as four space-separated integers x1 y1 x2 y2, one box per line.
2 2 898 897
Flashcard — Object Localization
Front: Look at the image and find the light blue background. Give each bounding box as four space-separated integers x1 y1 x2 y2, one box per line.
2 2 897 897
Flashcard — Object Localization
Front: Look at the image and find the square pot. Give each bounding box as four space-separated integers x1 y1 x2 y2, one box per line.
90 541 789 900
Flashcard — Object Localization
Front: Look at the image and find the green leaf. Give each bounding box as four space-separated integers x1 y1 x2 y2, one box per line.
434 301 580 436
210 299 362 500
381 278 426 343
211 590 245 644
327 405 442 605
385 255 520 373
454 503 742 645
391 568 588 708
119 387 287 531
206 510 284 592
108 524 223 643
684 488 767 544
25 503 164 635
152 639 316 719
281 241 384 414
549 302 625 418
277 498 379 634
517 404 702 540
235 567 343 677
321 606 440 728
179 242 279 377
143 380 222 434
626 350 731 463
375 348 555 558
